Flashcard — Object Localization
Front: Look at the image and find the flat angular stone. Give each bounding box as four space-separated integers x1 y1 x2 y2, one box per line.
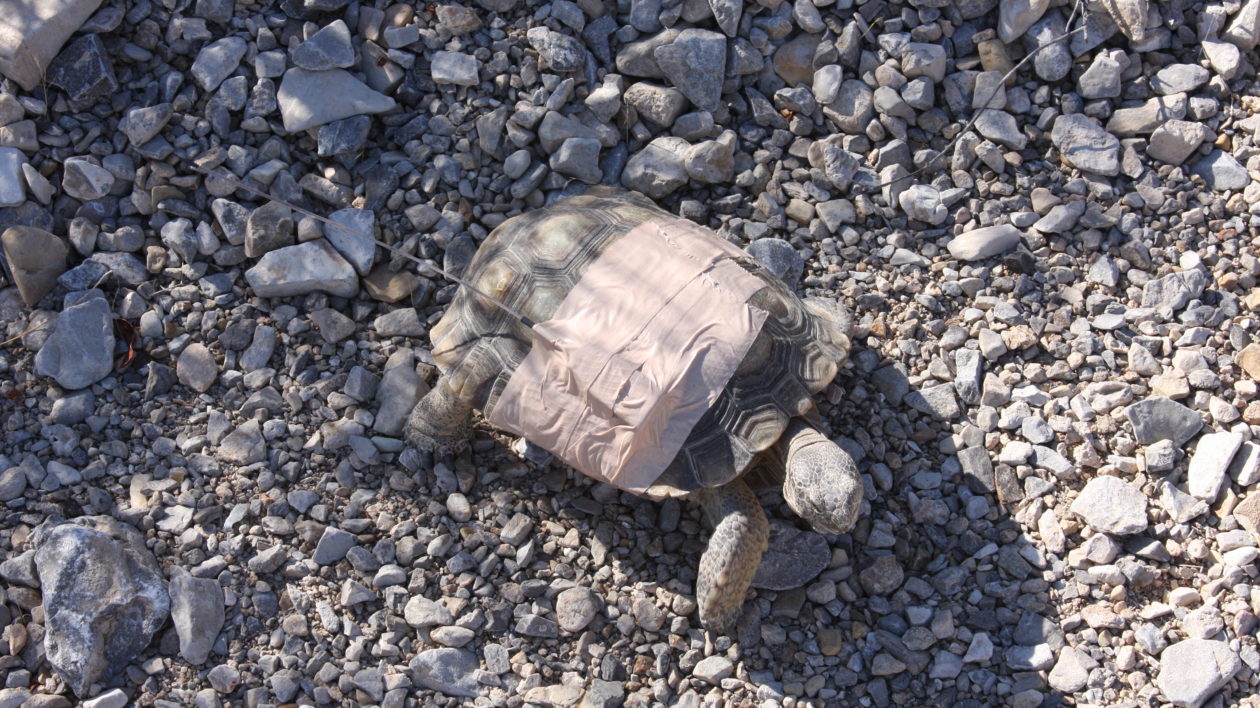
1187 432 1243 501
245 201 295 258
409 648 479 697
1077 52 1122 99
277 68 395 132
324 208 376 275
752 522 829 590
2 225 67 306
549 137 603 184
1106 94 1187 136
169 571 224 665
32 517 168 697
0 146 25 207
1051 114 1119 176
62 157 114 201
1229 441 1260 487
623 82 687 128
973 109 1027 149
219 419 265 464
620 136 687 199
1126 396 1203 446
1157 639 1240 708
1070 476 1148 535
947 224 1021 261
1223 0 1260 51
0 0 104 91
35 293 114 389
1192 150 1251 192
122 103 173 147
430 51 479 85
654 28 726 112
1151 63 1210 95
245 239 359 298
191 36 247 92
708 0 740 35
46 33 117 109
317 115 371 157
1202 39 1242 80
525 26 586 72
176 342 217 393
1147 120 1210 165
999 0 1049 42
291 19 355 70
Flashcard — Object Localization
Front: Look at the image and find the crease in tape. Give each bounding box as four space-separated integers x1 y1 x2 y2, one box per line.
488 218 769 493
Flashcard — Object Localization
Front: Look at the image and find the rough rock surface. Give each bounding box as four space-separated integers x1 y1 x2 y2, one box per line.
32 517 170 697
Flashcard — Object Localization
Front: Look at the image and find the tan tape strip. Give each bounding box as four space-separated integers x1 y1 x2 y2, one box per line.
488 217 768 493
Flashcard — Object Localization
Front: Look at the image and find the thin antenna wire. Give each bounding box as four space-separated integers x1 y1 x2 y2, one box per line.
859 0 1089 194
186 163 536 328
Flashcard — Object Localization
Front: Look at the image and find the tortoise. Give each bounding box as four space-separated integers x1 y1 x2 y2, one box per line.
405 189 863 632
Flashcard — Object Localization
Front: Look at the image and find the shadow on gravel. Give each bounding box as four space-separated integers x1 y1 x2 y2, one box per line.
694 335 1074 707
464 332 1072 706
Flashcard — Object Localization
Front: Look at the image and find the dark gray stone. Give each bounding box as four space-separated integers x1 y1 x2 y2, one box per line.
317 115 371 157
1126 397 1204 446
409 648 479 697
33 516 169 697
752 523 830 591
47 35 118 110
745 238 804 288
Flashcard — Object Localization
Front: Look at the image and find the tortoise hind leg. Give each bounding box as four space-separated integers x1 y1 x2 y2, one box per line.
693 478 769 633
405 375 473 455
778 420 863 535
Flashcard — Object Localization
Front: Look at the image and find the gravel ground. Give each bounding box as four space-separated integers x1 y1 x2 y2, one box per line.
2 0 1260 706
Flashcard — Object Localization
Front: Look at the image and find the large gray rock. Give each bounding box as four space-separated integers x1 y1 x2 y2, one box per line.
1126 397 1204 445
1147 121 1210 165
1223 0 1260 50
169 571 224 665
409 648 479 697
620 136 688 199
1 226 68 307
190 36 247 92
0 0 104 91
1187 432 1243 501
947 224 1022 261
1070 476 1147 535
1051 114 1119 176
654 28 726 112
998 0 1049 42
1157 639 1240 707
246 239 359 298
0 147 27 207
276 68 395 132
33 516 169 697
324 208 377 276
34 293 115 390
1193 150 1251 192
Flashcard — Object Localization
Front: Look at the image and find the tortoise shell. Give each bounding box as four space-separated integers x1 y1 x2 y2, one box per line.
429 190 850 499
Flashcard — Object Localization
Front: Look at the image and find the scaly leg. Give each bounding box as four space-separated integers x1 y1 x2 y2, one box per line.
404 375 474 456
693 478 769 633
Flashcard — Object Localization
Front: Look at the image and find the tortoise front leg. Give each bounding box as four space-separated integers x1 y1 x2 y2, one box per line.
405 375 473 456
692 478 769 633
